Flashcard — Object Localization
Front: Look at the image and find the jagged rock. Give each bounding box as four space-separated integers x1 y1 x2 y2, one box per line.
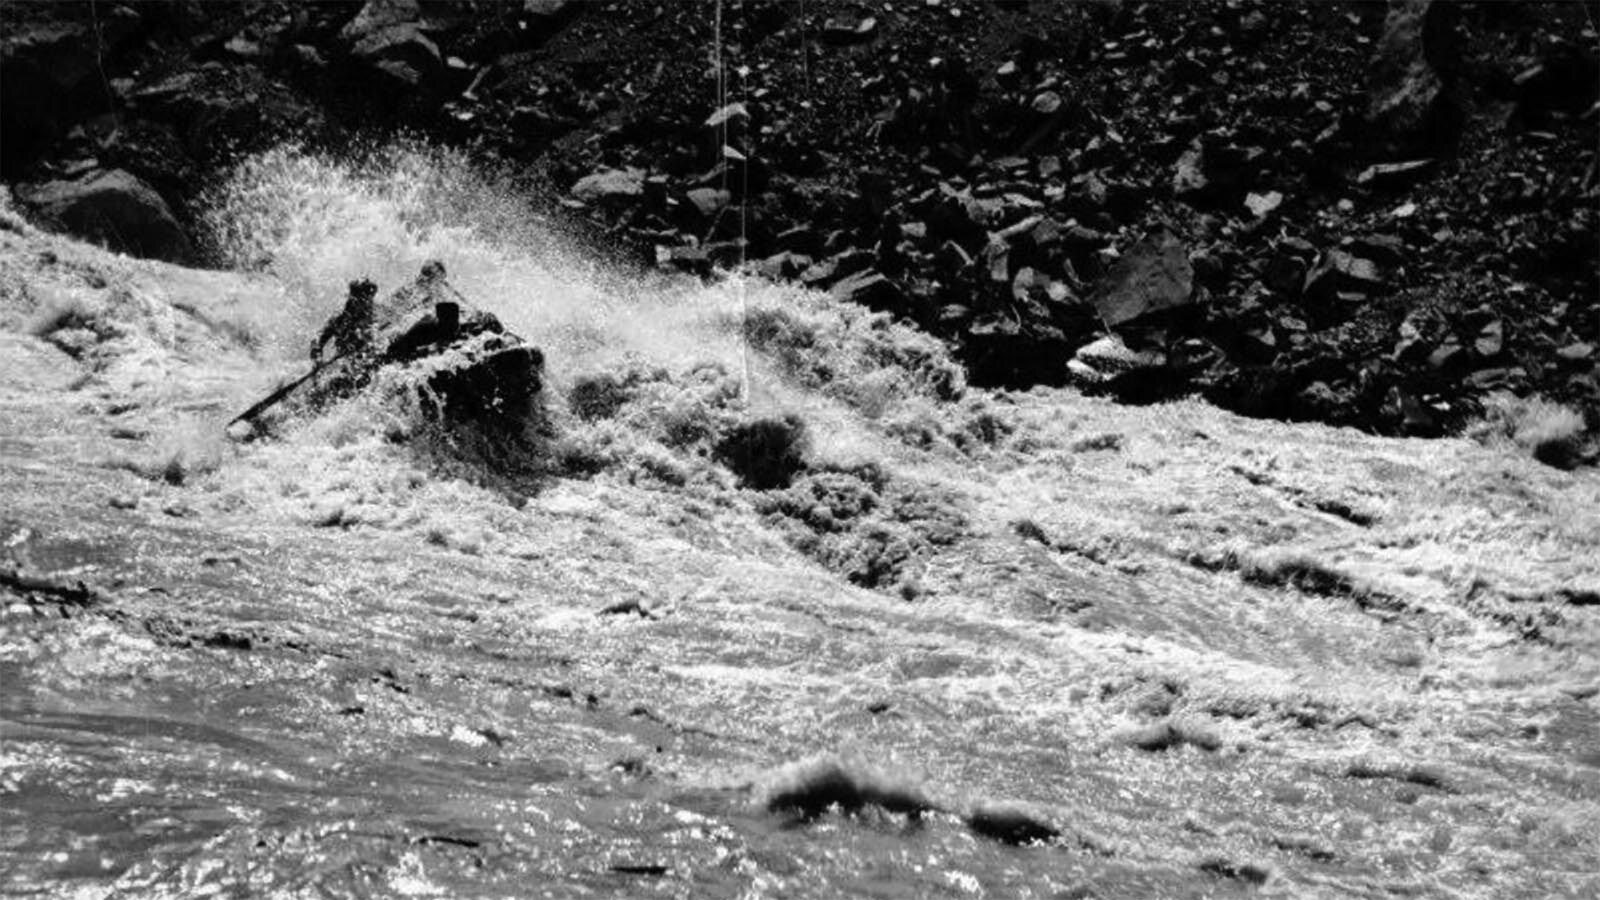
755 251 811 280
830 269 904 314
1093 231 1194 328
340 0 421 41
1067 333 1166 385
799 256 840 286
822 14 877 45
1356 159 1434 189
964 315 1072 387
965 802 1060 846
523 0 570 16
1303 249 1382 298
223 35 263 59
657 244 711 276
1173 144 1208 198
1368 1 1455 144
1347 234 1407 266
984 234 1010 283
1244 191 1283 219
774 225 822 256
1475 320 1504 358
351 23 444 89
17 169 191 262
1174 140 1264 207
1428 340 1466 371
1239 325 1279 362
685 187 731 218
337 1 448 91
1263 253 1308 296
1394 317 1434 364
571 167 645 203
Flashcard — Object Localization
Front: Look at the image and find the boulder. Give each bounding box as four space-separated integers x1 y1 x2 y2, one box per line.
571 167 646 204
1173 144 1208 198
17 169 191 262
1244 191 1283 218
1347 234 1407 266
1093 231 1194 328
685 187 731 218
340 0 421 40
963 315 1073 388
339 0 446 91
1367 0 1456 145
830 269 904 314
1355 159 1434 189
1303 249 1383 298
1173 140 1264 208
523 0 570 16
1067 333 1166 385
351 24 443 89
821 14 878 45
1474 319 1504 358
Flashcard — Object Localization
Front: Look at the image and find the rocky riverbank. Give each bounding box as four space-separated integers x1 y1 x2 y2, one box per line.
3 0 1596 440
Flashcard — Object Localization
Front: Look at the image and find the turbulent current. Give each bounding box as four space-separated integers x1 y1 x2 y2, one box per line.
1 145 1598 899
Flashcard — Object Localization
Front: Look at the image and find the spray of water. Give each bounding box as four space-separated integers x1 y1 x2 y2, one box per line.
198 140 765 393
188 137 1007 537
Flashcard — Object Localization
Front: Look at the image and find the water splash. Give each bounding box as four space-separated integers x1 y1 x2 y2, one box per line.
197 140 768 396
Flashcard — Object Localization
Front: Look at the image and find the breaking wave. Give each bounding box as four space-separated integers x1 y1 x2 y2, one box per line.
195 141 995 474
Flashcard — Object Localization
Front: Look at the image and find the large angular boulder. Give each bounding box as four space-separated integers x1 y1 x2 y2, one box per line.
1303 249 1384 298
340 0 444 91
571 167 646 204
1367 0 1457 146
17 169 192 262
1092 231 1194 329
340 0 421 39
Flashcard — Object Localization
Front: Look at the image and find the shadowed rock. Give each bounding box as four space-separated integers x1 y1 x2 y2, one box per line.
1367 0 1459 148
964 801 1061 846
1093 231 1193 329
714 413 808 490
17 169 191 262
760 754 937 819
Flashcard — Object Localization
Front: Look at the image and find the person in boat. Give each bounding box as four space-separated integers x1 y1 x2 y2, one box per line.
311 278 377 362
383 297 506 363
383 260 463 324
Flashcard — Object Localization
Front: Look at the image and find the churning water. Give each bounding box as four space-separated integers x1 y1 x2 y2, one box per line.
3 141 1598 900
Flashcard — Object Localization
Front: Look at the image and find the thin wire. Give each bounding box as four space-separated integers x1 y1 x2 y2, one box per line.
800 0 808 84
89 0 119 133
713 0 750 407
738 4 751 408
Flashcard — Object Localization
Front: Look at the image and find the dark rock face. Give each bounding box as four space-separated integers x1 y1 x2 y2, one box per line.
342 0 445 91
1093 231 1195 330
1367 0 1457 148
17 169 192 262
0 9 135 174
571 168 646 204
